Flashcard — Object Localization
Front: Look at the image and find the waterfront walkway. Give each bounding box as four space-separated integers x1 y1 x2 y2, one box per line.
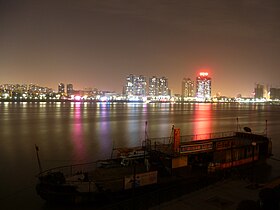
149 178 268 210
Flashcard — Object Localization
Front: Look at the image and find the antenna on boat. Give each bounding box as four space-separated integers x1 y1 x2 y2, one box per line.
265 120 268 136
35 144 43 174
145 121 148 141
111 140 115 159
144 121 148 160
169 125 175 144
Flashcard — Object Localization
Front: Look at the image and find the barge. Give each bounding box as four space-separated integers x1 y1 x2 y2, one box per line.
36 126 272 205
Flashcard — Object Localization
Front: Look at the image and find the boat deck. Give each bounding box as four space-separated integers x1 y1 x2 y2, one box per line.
64 163 148 193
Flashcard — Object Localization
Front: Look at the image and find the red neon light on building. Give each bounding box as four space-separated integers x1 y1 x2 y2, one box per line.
199 72 208 77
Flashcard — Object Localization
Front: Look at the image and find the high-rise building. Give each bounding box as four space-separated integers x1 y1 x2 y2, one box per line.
182 78 194 97
196 72 211 100
270 87 280 100
158 77 169 96
254 84 264 99
124 74 147 96
58 83 65 94
254 83 269 99
135 75 147 96
148 76 158 96
148 76 170 97
66 84 73 96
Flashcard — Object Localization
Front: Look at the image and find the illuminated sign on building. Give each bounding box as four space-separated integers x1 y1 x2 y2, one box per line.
180 142 213 154
199 72 209 77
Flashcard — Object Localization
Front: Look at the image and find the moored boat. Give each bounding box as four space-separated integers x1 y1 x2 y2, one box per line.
36 123 272 205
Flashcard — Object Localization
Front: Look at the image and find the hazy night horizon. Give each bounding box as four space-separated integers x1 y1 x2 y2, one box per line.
1 0 280 97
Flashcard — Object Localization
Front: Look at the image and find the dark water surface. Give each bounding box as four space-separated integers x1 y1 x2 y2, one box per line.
1 102 280 209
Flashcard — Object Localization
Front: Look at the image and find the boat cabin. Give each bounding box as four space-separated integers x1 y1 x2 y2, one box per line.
147 129 272 174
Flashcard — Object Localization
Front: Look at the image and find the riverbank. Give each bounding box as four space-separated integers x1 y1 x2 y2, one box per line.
1 99 280 105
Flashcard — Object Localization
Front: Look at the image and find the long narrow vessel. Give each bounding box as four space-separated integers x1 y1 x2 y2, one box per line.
36 125 272 205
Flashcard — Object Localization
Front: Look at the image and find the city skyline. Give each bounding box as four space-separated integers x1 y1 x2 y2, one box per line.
1 0 280 97
0 71 278 98
2 75 280 101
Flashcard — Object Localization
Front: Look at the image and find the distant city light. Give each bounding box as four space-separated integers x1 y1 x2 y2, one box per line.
74 96 81 101
1 73 280 103
100 96 108 101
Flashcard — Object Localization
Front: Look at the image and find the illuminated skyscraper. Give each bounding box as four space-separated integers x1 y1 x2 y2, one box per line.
182 78 194 97
158 77 169 96
196 72 211 100
58 83 65 94
270 87 280 100
254 83 269 99
148 76 170 97
66 84 73 96
254 84 264 99
124 74 147 96
148 76 158 96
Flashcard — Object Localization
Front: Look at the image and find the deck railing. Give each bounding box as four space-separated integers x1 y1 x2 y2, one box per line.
181 131 235 142
146 131 235 151
37 161 100 177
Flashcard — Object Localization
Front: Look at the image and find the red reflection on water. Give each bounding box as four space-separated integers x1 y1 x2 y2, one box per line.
72 102 85 161
193 103 212 140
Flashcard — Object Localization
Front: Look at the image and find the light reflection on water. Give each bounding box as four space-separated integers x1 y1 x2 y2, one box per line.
193 103 212 137
1 102 280 209
72 102 85 161
1 102 280 161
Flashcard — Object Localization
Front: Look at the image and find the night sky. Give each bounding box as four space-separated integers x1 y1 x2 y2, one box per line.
1 0 280 97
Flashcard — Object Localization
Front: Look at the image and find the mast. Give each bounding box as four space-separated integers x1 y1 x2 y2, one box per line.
265 120 268 136
110 140 115 159
145 121 148 141
144 121 148 159
169 125 175 144
35 144 43 174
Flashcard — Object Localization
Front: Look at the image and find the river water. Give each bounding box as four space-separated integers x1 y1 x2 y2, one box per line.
1 102 280 209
